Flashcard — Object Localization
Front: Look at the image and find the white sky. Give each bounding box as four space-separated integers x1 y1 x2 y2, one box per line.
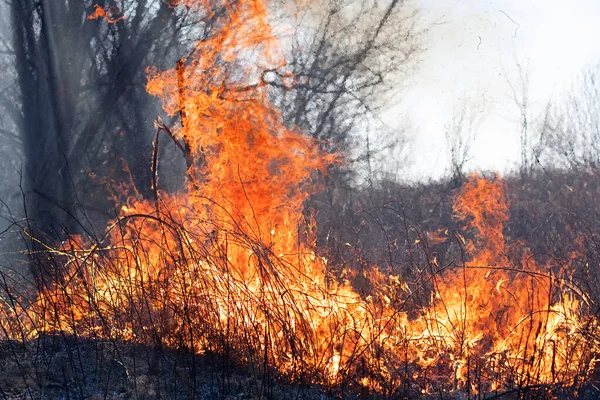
383 0 600 180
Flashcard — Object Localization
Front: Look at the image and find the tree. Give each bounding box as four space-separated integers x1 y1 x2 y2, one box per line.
505 60 550 176
5 0 189 281
10 0 74 243
0 0 22 220
542 62 600 170
445 94 485 182
268 0 419 180
2 0 420 282
256 0 422 267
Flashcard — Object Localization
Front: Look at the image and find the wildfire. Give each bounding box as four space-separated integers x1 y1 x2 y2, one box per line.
414 176 597 393
0 0 598 396
87 3 126 24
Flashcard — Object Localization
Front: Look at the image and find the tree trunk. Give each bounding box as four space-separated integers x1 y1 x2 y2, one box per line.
11 0 75 283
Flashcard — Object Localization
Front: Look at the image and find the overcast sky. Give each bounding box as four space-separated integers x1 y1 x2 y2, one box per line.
383 0 600 180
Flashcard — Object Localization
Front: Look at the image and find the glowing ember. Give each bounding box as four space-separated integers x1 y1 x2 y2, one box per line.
0 0 597 396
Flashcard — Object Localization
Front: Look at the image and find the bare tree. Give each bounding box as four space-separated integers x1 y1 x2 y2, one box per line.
445 94 485 182
4 0 190 281
2 0 421 283
268 0 420 182
543 62 600 170
0 0 21 210
505 60 550 176
511 62 531 175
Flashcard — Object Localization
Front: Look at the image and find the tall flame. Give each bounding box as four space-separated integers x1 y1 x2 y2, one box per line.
0 1 597 396
415 175 597 392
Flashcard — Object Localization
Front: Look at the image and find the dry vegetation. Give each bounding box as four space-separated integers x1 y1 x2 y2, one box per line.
0 1 600 399
1 171 600 399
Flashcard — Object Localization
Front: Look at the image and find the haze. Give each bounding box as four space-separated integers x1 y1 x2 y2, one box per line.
387 0 600 180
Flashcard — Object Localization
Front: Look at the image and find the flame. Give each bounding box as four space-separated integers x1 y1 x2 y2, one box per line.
88 3 126 24
414 175 598 392
0 1 598 396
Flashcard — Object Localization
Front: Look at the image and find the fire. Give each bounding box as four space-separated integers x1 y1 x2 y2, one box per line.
413 175 598 392
87 3 126 24
0 0 598 396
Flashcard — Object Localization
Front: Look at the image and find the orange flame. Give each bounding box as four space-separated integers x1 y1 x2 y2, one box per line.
416 175 597 392
0 1 597 396
87 4 126 24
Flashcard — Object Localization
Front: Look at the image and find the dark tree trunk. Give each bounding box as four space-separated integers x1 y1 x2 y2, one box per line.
11 0 75 283
9 0 189 283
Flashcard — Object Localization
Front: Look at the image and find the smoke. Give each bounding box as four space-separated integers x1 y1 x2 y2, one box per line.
0 1 24 254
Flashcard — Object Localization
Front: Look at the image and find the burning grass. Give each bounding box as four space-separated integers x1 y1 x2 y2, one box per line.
0 174 598 397
0 0 598 397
